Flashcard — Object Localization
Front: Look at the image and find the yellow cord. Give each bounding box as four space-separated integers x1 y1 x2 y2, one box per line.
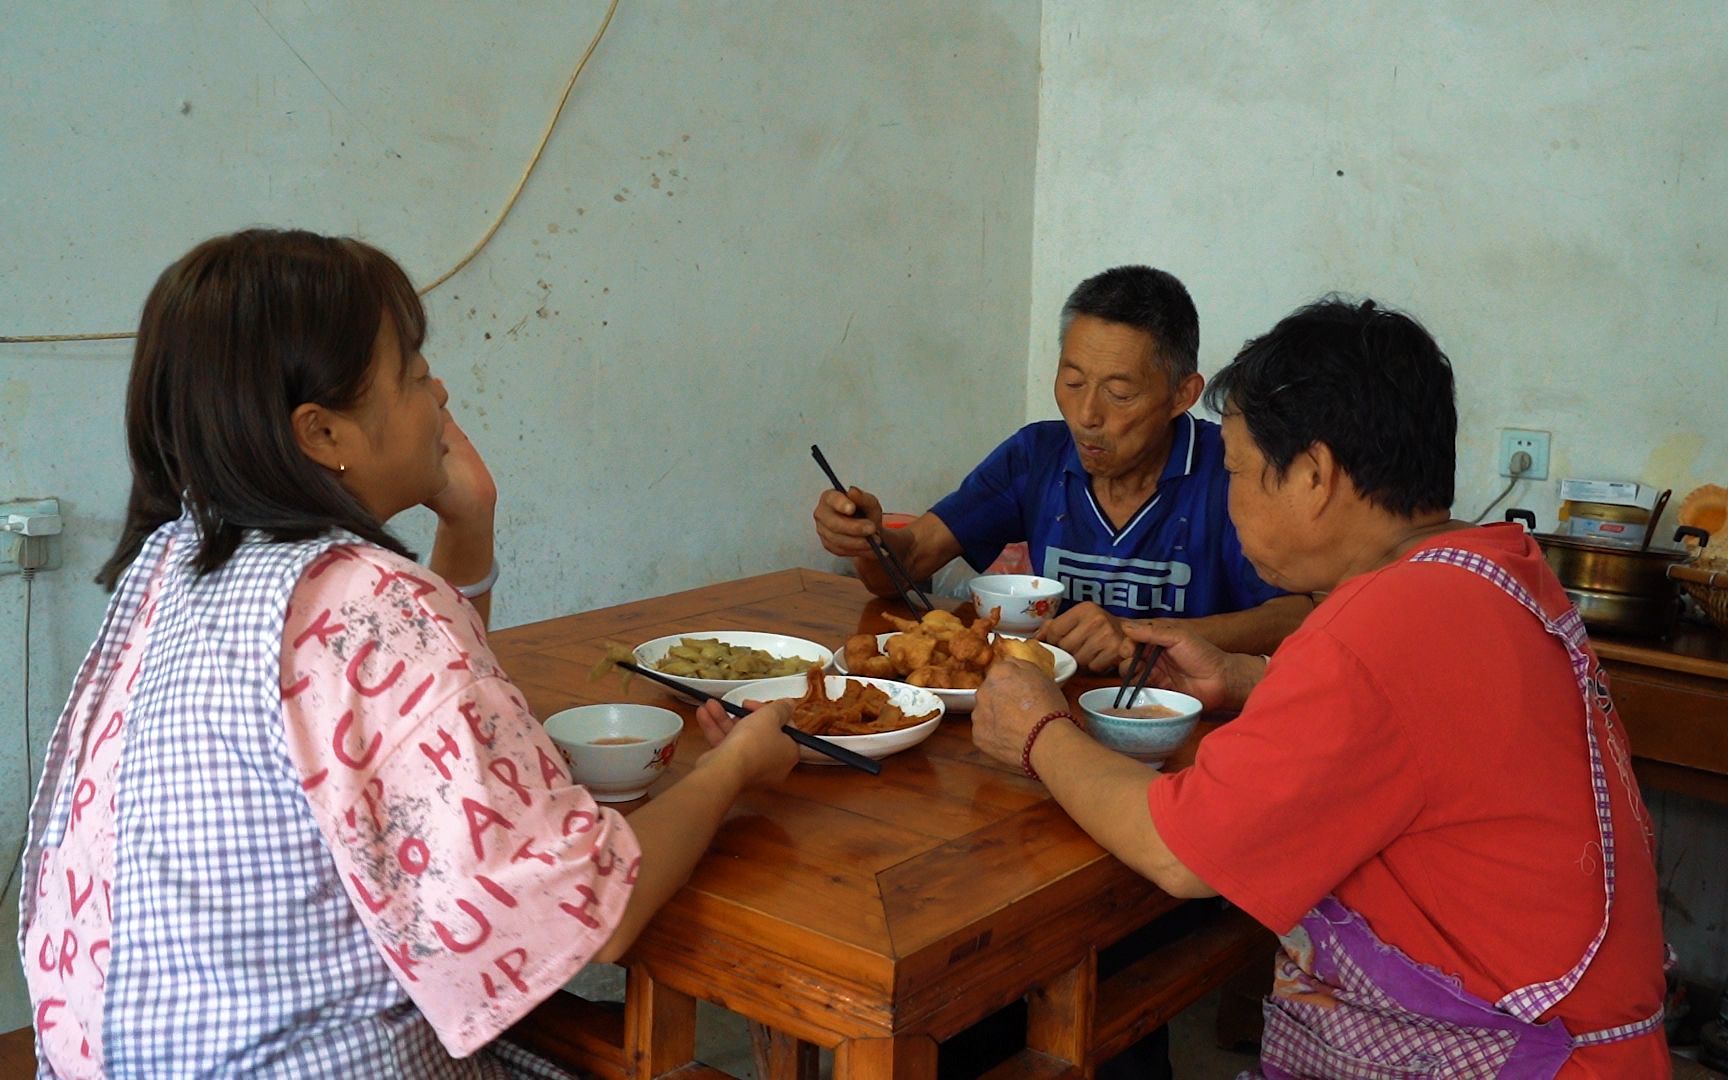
0 0 620 345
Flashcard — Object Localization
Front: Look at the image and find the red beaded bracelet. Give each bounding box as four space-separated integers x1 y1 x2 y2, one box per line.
1021 710 1075 782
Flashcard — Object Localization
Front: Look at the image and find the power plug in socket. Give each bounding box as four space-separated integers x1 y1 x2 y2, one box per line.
1498 430 1550 481
1 497 65 576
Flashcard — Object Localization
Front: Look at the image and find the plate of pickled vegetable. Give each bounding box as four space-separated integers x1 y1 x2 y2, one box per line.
630 631 835 698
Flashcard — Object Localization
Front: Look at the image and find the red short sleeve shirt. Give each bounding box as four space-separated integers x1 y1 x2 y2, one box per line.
1148 525 1667 1075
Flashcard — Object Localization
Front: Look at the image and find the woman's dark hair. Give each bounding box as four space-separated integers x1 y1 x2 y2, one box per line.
1205 296 1456 517
98 228 425 589
1060 265 1200 382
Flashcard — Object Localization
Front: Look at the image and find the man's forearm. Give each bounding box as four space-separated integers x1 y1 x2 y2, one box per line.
1181 594 1313 654
852 525 923 598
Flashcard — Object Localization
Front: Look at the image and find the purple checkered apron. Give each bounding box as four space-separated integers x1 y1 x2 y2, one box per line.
1245 547 1664 1080
21 515 573 1078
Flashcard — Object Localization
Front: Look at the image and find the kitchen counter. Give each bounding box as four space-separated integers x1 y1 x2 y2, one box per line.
1593 622 1728 804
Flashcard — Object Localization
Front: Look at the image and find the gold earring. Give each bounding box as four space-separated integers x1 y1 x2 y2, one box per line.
338 463 347 474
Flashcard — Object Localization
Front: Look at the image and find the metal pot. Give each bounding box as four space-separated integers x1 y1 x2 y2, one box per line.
1505 509 1710 637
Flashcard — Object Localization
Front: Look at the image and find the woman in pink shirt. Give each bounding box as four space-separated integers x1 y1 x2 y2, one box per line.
21 229 796 1077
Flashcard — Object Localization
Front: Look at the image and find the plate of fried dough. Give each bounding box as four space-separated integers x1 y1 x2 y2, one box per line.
722 669 945 764
832 608 1076 714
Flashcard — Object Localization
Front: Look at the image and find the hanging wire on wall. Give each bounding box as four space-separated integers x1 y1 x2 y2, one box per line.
0 568 38 906
0 0 620 345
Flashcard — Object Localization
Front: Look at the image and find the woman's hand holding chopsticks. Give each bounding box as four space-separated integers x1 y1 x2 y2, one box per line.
692 699 800 785
1117 622 1262 712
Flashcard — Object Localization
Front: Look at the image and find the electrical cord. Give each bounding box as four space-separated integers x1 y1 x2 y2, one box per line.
0 0 621 344
1 566 36 908
1471 451 1533 524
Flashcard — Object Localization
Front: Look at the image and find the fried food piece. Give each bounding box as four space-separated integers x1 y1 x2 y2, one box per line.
970 606 1002 637
905 664 954 688
947 633 994 669
850 704 904 734
945 668 985 690
883 613 923 633
995 637 1056 679
859 655 897 679
887 631 937 672
797 664 830 708
844 633 882 671
794 705 850 736
787 675 935 736
918 609 967 641
857 684 891 715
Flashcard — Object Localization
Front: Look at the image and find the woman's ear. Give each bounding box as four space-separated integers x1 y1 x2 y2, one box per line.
1300 442 1345 516
291 402 350 473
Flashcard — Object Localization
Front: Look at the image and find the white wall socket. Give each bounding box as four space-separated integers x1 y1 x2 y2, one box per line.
1498 429 1550 481
1 497 64 576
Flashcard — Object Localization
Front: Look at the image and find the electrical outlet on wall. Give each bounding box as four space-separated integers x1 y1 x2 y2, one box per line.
1 497 65 576
1497 429 1550 480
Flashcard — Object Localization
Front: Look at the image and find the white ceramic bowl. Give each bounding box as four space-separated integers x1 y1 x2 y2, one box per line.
832 633 1076 714
722 674 945 764
544 704 685 802
1076 686 1203 768
969 574 1066 633
632 630 834 698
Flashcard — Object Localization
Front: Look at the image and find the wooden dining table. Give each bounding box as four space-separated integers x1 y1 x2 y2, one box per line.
492 568 1270 1079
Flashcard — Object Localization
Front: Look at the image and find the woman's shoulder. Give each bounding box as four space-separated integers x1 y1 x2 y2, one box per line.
286 543 495 675
1304 525 1560 650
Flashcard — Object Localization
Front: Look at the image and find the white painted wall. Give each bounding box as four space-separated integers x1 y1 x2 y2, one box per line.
0 0 1040 1028
1032 2 1728 984
1029 3 1727 530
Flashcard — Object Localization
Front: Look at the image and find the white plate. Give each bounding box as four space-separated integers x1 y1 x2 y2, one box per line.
633 631 833 699
721 674 945 764
830 633 1076 714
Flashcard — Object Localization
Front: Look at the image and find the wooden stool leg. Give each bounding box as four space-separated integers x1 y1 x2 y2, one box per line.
1026 950 1098 1070
833 1033 938 1078
625 967 696 1079
749 1021 819 1080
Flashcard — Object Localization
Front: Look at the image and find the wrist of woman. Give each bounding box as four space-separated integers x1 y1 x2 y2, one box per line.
1021 710 1078 782
1224 653 1267 707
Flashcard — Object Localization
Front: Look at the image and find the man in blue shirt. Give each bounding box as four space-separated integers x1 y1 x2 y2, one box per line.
813 265 1312 670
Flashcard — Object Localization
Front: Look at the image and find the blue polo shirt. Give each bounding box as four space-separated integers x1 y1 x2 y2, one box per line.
929 415 1283 620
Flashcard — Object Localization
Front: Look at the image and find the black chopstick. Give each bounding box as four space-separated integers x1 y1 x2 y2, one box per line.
613 660 882 775
1114 644 1166 709
809 444 934 614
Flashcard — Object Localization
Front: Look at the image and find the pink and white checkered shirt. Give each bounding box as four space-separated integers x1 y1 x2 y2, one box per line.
23 515 638 1076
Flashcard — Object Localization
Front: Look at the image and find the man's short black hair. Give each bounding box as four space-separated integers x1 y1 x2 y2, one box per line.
1060 265 1199 381
1205 296 1456 517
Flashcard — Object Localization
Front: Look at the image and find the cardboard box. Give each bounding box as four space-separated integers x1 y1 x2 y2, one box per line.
1558 479 1656 509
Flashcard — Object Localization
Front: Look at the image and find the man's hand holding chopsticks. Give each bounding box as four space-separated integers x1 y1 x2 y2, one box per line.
813 486 887 559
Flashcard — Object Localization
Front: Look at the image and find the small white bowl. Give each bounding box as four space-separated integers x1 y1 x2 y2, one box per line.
545 704 685 802
632 631 834 698
969 574 1066 633
722 674 944 764
831 633 1077 714
1076 686 1203 768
